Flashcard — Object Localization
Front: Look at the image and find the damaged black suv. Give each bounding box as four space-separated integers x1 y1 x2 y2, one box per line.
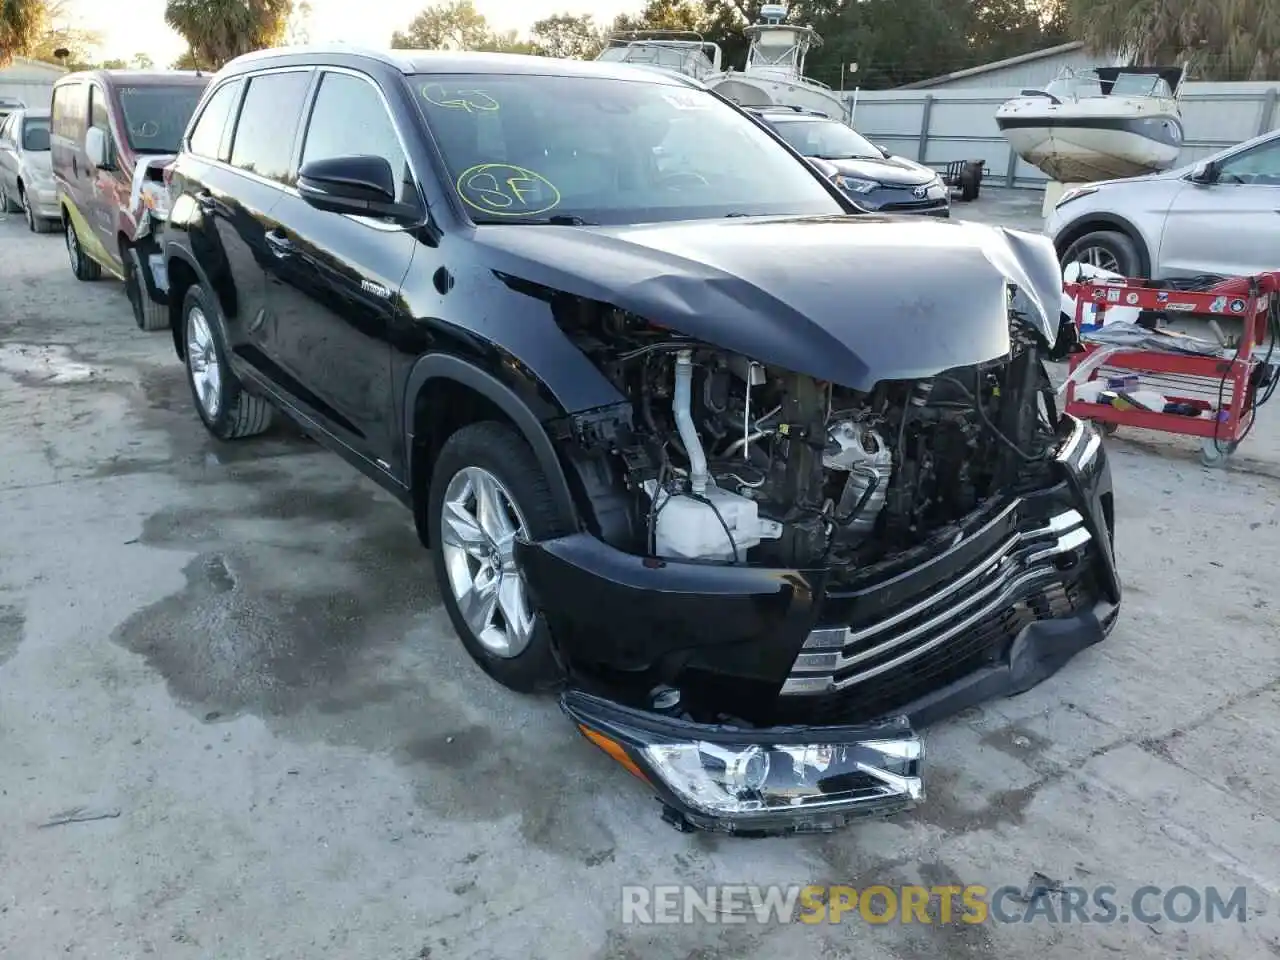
164 47 1120 835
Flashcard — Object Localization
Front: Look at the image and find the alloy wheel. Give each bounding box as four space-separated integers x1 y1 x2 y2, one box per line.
186 306 223 419
439 466 535 659
1077 245 1120 274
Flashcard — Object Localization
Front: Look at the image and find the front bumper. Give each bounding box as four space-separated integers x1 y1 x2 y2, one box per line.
521 416 1117 833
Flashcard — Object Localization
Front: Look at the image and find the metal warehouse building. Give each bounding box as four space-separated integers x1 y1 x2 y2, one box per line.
899 41 1119 92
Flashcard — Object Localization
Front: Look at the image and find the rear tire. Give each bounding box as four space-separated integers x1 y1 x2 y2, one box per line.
428 421 574 693
66 218 102 281
1062 230 1141 278
0 182 18 213
181 285 273 440
124 244 169 330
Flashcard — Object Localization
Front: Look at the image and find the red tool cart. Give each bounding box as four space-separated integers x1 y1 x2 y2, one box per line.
1061 271 1279 468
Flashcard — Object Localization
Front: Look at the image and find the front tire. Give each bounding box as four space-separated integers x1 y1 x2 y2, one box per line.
181 285 273 440
65 218 102 281
23 191 51 233
1062 230 1141 278
0 182 18 213
124 244 168 330
429 421 573 693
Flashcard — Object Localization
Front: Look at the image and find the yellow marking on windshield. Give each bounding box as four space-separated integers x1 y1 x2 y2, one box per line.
421 84 500 112
456 164 560 216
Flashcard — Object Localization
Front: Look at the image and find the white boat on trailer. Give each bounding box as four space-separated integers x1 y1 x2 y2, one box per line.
996 65 1187 182
702 4 850 122
594 30 723 82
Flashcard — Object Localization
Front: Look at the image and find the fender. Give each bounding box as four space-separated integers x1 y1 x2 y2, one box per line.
165 240 239 329
403 353 579 525
1053 210 1152 276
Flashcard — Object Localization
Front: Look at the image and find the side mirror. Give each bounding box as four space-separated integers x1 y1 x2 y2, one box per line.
297 155 418 220
85 126 114 170
875 143 890 157
1190 160 1220 185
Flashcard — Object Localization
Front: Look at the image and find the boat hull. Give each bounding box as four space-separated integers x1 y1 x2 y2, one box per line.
996 99 1183 181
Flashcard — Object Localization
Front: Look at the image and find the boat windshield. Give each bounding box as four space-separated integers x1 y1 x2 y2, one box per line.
1043 68 1175 102
597 42 716 79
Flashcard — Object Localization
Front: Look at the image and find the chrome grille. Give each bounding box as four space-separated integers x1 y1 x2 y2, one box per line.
781 507 1092 697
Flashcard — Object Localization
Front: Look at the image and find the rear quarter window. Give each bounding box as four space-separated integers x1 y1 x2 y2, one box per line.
187 80 243 161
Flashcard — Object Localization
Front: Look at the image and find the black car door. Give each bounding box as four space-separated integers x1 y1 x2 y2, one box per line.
259 68 420 473
205 68 315 381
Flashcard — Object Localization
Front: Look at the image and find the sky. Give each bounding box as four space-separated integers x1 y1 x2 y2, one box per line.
64 0 638 65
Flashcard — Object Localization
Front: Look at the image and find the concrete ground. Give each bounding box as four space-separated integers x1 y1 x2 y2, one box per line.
2 199 1279 960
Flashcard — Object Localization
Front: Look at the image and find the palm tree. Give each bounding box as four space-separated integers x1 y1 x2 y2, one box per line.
164 0 294 71
0 0 43 66
1067 0 1280 80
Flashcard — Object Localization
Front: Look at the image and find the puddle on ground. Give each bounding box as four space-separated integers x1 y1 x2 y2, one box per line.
0 343 97 385
110 476 621 860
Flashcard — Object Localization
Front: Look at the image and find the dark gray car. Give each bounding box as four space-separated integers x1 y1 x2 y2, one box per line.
750 107 950 216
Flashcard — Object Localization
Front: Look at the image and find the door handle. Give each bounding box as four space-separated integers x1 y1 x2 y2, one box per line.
265 231 295 258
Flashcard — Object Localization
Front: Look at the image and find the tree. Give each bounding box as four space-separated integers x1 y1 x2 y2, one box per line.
286 0 311 44
164 0 293 71
530 12 602 59
391 0 492 50
99 57 126 68
1 0 43 66
131 52 155 68
171 48 201 69
1066 0 1280 80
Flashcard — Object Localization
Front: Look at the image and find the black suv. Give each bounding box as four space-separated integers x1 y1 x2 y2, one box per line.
747 106 951 216
164 48 1119 835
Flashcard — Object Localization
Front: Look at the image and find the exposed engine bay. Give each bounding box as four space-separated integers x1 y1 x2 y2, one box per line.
555 302 1063 573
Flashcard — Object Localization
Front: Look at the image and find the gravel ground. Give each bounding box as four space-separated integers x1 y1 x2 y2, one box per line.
2 199 1280 960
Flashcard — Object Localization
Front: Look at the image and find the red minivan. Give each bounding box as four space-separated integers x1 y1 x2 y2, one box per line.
50 70 209 330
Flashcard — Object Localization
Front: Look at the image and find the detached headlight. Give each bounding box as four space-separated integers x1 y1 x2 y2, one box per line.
562 690 923 835
834 174 878 194
1055 185 1099 209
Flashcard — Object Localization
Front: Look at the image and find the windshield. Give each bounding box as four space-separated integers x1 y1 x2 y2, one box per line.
770 119 881 160
412 72 842 225
118 85 207 154
22 116 50 151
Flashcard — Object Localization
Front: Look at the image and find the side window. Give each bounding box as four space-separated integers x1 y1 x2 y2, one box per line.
52 84 82 139
300 71 414 205
188 79 242 161
229 70 311 184
89 85 110 134
1218 139 1280 185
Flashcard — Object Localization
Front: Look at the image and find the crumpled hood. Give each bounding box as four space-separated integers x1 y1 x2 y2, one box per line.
826 155 935 186
477 214 1062 391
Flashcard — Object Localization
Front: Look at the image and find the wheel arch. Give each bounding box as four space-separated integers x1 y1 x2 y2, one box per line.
403 354 580 546
164 243 235 360
1053 211 1152 277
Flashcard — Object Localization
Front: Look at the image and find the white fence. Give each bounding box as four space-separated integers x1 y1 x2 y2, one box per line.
844 82 1280 188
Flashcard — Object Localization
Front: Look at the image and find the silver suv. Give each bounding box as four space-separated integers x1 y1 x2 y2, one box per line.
1045 127 1280 279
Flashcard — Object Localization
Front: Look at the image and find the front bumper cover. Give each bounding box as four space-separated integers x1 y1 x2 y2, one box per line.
523 417 1118 834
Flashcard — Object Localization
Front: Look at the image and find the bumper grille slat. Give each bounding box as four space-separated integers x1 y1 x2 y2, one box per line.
782 508 1094 698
